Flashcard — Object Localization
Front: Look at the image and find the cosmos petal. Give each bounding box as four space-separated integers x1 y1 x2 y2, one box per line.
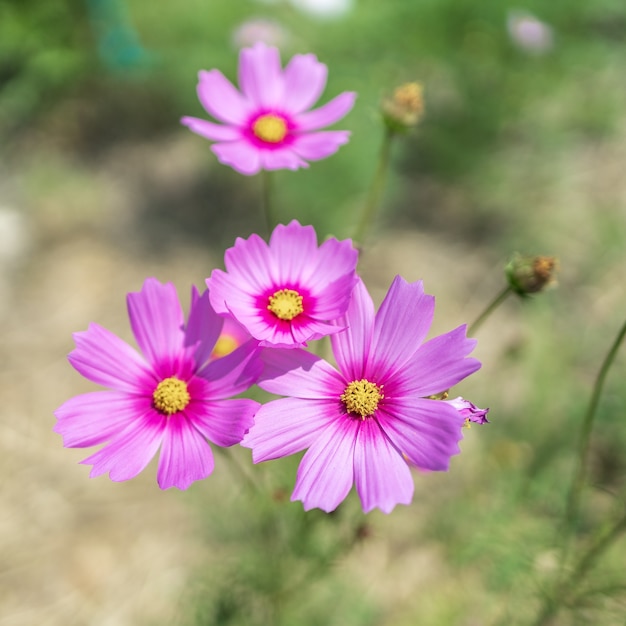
242 397 336 462
127 279 186 378
69 323 154 393
396 325 481 397
331 278 375 380
258 348 344 398
180 116 241 141
157 413 215 489
292 417 357 512
282 53 328 113
377 398 464 471
238 41 284 108
211 140 263 175
370 276 434 379
290 130 351 161
197 69 251 125
54 392 148 448
354 418 414 513
294 91 356 131
191 398 259 447
81 410 165 482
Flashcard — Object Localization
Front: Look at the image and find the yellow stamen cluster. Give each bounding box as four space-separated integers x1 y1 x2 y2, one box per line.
267 288 304 321
152 377 190 415
252 114 288 143
341 379 384 418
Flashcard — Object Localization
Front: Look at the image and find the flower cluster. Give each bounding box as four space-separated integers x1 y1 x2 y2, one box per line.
55 221 487 512
54 43 488 514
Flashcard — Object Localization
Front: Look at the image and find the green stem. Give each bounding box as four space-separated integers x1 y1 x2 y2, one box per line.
530 316 626 626
467 285 513 336
353 127 394 245
214 446 260 494
531 510 626 626
261 169 275 234
562 317 626 550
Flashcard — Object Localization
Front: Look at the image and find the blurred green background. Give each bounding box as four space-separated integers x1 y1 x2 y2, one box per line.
1 0 625 624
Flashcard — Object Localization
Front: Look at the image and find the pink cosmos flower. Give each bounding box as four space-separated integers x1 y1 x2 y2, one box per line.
207 220 359 348
446 396 490 425
54 278 261 490
242 276 482 513
181 41 356 175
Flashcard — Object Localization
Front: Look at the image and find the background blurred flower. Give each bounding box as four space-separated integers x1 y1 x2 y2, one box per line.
54 279 261 489
181 41 356 175
507 10 554 55
231 18 290 49
207 220 358 347
290 0 354 20
242 276 481 513
211 314 253 359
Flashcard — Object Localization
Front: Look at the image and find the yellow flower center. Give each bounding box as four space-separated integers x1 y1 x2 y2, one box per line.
267 288 304 321
341 379 384 418
152 377 190 415
211 334 239 359
252 114 288 143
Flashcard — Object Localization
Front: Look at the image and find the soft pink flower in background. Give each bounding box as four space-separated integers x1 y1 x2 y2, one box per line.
242 276 482 513
207 220 359 348
54 279 261 489
181 42 356 175
507 10 553 55
231 18 290 49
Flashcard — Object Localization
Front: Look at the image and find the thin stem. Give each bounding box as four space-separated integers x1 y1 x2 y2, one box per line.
214 446 260 494
562 317 626 548
467 285 513 336
353 127 394 245
531 509 626 626
261 169 275 234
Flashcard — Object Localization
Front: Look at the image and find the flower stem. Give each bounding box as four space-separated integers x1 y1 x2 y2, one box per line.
531 509 626 626
215 446 260 494
261 170 275 234
353 127 394 245
530 316 626 626
562 317 626 551
467 285 513 336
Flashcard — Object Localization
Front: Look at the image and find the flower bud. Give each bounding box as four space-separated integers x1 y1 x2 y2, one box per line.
505 254 558 296
381 82 425 133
